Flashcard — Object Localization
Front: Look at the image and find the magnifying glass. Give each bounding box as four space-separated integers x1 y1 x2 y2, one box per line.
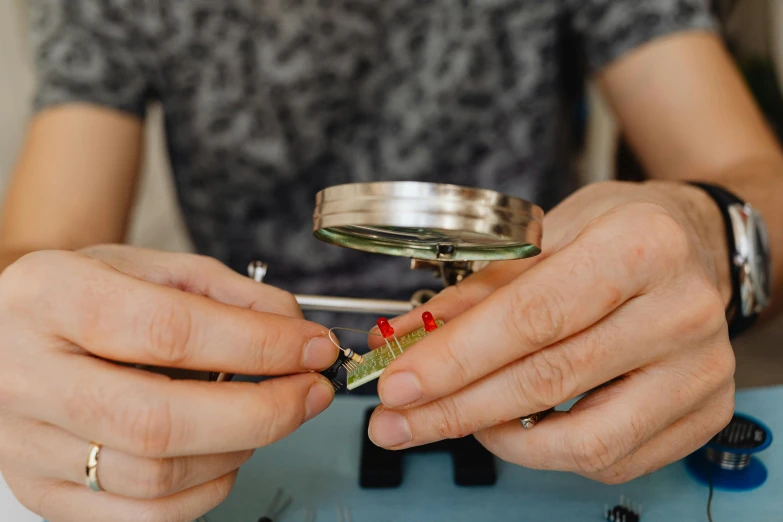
253 181 544 314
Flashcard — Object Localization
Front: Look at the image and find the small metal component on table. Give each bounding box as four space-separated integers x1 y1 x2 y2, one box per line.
257 487 293 522
248 261 268 282
604 496 641 522
337 505 351 522
520 408 554 429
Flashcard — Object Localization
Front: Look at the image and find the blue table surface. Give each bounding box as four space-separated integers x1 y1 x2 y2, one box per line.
206 386 783 522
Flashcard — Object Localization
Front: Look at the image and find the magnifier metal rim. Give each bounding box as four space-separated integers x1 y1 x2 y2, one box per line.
312 181 543 261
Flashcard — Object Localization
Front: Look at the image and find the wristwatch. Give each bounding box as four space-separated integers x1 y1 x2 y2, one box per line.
689 182 772 337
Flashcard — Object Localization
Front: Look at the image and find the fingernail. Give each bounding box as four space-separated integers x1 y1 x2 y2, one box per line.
304 381 334 421
380 372 422 408
369 411 412 448
303 336 338 370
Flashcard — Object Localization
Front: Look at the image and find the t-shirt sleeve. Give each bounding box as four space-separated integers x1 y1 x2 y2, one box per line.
568 0 719 74
29 0 151 117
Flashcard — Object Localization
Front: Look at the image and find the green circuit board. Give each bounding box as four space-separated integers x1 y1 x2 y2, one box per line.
346 320 444 390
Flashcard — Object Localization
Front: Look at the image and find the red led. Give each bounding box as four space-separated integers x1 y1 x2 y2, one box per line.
377 317 395 338
422 311 438 332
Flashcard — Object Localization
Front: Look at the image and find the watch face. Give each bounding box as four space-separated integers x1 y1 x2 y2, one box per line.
750 208 772 307
729 204 772 316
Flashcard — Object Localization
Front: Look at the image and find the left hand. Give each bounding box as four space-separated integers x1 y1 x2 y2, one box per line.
367 180 736 484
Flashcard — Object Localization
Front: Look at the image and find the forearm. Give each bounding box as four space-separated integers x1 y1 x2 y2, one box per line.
0 106 143 275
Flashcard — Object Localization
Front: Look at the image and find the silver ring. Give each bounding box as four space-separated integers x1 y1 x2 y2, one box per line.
85 442 103 492
520 408 554 429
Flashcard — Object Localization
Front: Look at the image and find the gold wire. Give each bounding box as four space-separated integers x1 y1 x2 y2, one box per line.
328 327 381 356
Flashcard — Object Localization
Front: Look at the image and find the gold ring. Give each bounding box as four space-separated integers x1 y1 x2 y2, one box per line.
85 442 103 492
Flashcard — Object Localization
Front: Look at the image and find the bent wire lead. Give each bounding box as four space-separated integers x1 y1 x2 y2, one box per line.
320 327 381 389
328 327 372 365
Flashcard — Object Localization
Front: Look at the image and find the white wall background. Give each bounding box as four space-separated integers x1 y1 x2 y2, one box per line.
0 0 193 253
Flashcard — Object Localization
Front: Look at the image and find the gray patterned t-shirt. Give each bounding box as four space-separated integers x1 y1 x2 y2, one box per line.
29 0 715 308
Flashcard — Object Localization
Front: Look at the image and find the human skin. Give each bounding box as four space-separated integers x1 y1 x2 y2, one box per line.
0 27 782 520
367 33 783 484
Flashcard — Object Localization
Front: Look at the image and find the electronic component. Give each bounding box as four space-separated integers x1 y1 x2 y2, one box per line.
327 328 365 366
377 317 404 356
346 314 444 390
319 327 370 389
257 488 292 522
685 412 773 491
422 311 438 332
320 350 353 390
604 497 641 522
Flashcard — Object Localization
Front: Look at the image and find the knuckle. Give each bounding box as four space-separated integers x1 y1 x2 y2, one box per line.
697 343 737 391
210 471 237 506
247 324 281 375
279 291 301 315
122 399 175 457
141 458 179 499
505 283 566 350
677 282 727 338
711 387 736 433
514 349 578 409
592 464 639 485
570 431 619 474
437 340 472 386
431 397 475 439
644 205 691 257
713 345 737 385
251 389 293 446
626 409 653 448
0 251 64 305
143 299 194 366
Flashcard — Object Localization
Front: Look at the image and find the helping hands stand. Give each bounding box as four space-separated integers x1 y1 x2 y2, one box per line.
233 182 545 487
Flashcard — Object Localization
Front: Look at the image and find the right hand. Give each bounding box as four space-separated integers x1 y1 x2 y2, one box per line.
0 245 338 522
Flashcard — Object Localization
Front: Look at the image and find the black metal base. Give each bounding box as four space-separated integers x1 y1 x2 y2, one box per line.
359 407 497 488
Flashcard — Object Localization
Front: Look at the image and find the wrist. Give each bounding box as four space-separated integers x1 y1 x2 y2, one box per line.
644 180 733 306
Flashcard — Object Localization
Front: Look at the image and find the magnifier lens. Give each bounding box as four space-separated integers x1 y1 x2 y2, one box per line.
313 182 543 261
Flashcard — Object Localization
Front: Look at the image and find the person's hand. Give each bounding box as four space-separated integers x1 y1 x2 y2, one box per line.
0 245 338 521
368 181 736 484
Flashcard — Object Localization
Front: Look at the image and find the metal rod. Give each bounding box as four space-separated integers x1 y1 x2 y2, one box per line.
294 294 414 315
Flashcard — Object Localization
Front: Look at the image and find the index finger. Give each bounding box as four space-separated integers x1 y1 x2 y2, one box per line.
377 204 682 408
22 353 335 457
367 258 539 350
42 255 338 375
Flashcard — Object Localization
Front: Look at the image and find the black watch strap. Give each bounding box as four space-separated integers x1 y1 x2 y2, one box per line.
688 182 757 338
